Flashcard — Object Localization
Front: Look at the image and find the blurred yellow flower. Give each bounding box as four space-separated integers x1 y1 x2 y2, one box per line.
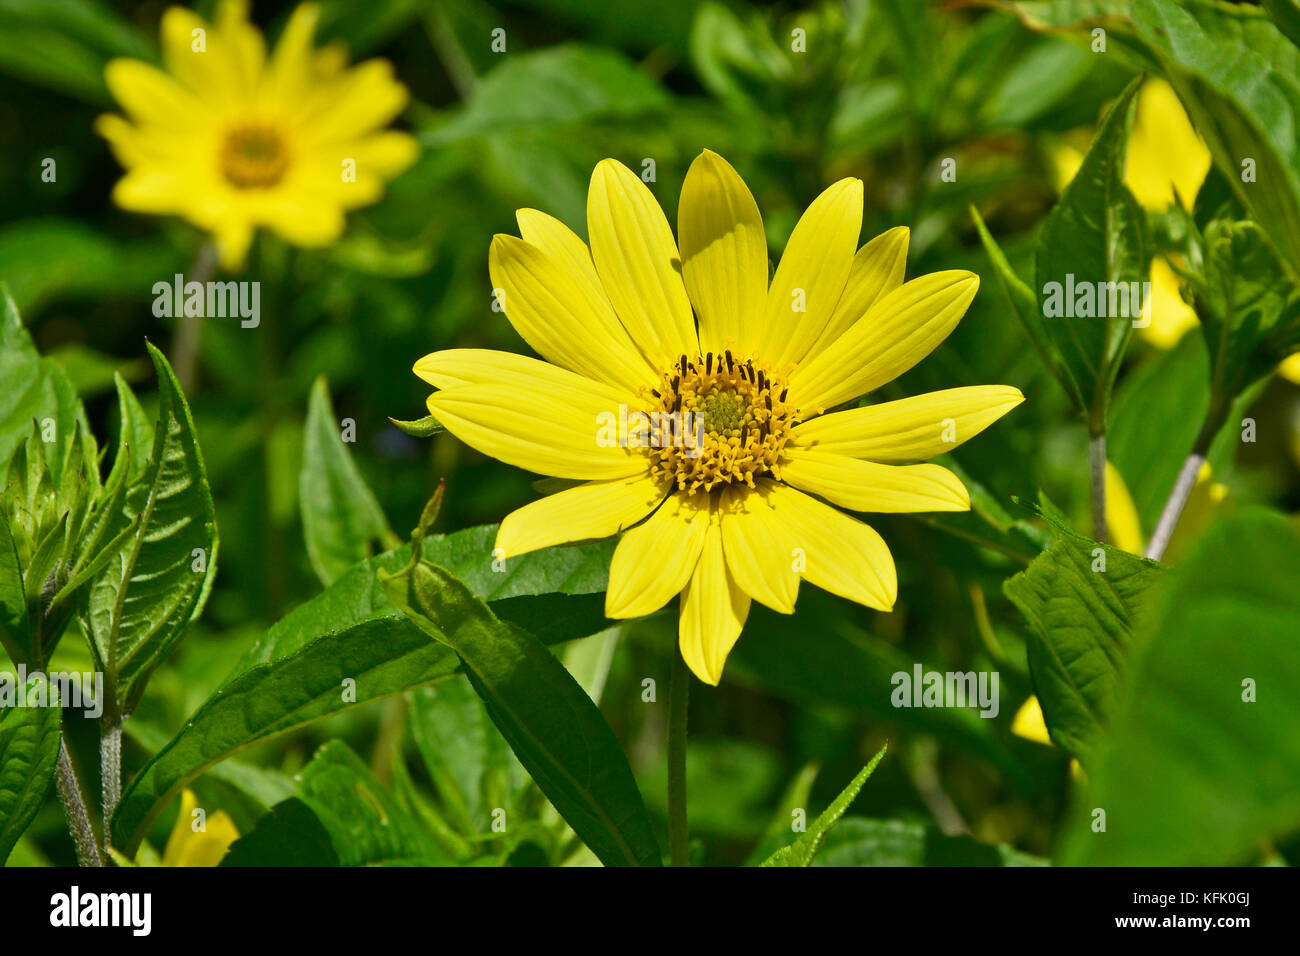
414 150 1023 684
161 789 239 867
96 0 418 269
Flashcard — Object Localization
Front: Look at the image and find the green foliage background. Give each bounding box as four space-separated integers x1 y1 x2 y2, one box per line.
1 0 1299 867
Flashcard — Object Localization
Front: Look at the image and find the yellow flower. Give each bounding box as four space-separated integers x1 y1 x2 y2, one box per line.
96 0 418 269
161 789 240 866
413 150 1023 684
1011 696 1085 781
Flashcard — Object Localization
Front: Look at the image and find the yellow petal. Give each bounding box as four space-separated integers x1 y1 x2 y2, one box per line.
490 234 655 397
781 449 970 513
1125 78 1210 213
214 0 266 100
719 484 800 613
1104 462 1144 556
516 207 604 297
427 376 646 481
587 158 698 367
162 790 239 867
679 499 750 685
791 385 1024 462
790 271 979 412
606 493 708 618
1138 256 1198 349
806 226 909 360
103 58 210 128
414 348 606 391
160 7 238 106
301 59 408 143
1011 696 1053 746
496 473 668 558
678 149 768 355
758 178 863 368
1280 353 1300 384
765 481 896 610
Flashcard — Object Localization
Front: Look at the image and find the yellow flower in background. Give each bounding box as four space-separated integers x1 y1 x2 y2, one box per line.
161 789 240 866
96 0 418 269
414 150 1023 684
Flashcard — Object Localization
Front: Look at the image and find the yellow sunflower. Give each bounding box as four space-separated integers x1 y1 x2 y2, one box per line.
96 0 418 269
414 151 1023 684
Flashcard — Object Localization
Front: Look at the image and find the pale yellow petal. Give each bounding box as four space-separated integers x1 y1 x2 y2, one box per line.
427 377 645 481
587 158 697 367
1125 78 1210 213
678 149 768 355
490 234 656 397
1138 256 1198 349
790 271 979 413
1104 462 1144 556
496 473 668 558
679 500 750 685
765 481 896 610
791 385 1024 462
606 493 708 618
758 178 862 368
1011 696 1053 746
719 484 799 613
806 226 909 360
781 449 970 513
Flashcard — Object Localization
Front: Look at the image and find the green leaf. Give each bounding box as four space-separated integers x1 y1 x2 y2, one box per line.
971 206 1082 410
1190 221 1300 414
112 529 613 854
1004 506 1163 769
761 744 888 866
1034 75 1148 427
220 799 340 867
228 742 448 867
1263 0 1300 50
813 818 1048 867
388 414 444 438
1130 0 1300 276
0 287 87 479
0 675 61 864
382 558 662 867
301 376 395 586
0 515 31 668
1063 509 1300 865
79 343 218 714
426 44 670 144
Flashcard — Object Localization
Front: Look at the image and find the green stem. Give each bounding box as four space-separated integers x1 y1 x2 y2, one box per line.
56 740 101 867
667 645 690 867
1088 430 1108 544
100 719 122 855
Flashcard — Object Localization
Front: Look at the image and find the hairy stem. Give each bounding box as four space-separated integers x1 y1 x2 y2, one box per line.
56 740 102 867
1088 431 1108 544
667 646 690 867
100 720 122 853
1145 449 1207 562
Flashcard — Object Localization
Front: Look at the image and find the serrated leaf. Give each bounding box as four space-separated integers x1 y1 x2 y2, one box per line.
112 528 613 854
1063 509 1300 865
1034 76 1147 427
813 817 1048 867
1004 507 1163 769
301 376 395 586
79 343 217 714
382 558 662 867
0 675 61 864
761 743 888 866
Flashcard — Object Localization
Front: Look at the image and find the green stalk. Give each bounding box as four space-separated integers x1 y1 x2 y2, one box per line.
667 646 690 867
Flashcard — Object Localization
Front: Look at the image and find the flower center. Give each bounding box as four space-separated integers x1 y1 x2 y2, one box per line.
220 124 289 189
646 351 797 494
